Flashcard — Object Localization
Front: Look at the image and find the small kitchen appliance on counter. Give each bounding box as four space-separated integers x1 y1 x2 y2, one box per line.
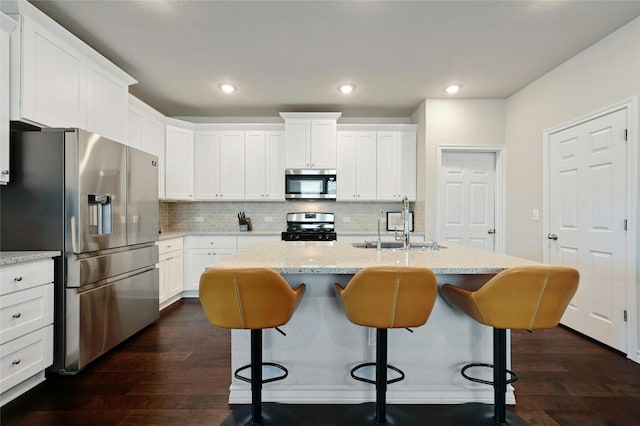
281 212 336 241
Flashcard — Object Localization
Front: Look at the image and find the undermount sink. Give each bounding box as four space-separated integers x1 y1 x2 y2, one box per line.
351 241 445 250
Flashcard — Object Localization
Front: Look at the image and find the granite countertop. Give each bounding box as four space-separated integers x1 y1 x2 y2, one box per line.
0 251 62 266
157 231 425 241
211 241 539 275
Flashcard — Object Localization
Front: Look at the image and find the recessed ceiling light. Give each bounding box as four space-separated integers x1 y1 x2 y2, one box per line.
445 84 461 95
338 84 355 95
219 83 236 94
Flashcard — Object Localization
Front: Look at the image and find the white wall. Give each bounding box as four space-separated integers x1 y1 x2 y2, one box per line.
504 16 640 363
418 99 506 238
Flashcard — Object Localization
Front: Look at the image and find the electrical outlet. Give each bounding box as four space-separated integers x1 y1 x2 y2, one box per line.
194 216 204 223
532 209 540 221
264 216 273 222
343 216 351 223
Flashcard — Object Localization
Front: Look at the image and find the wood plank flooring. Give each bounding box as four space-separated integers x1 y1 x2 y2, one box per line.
2 299 639 425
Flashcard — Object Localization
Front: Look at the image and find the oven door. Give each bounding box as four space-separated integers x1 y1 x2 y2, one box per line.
285 169 336 200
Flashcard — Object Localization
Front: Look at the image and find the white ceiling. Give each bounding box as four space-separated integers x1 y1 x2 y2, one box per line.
29 0 640 118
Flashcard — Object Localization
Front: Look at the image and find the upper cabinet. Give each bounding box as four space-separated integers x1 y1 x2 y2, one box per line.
336 131 377 201
165 123 194 201
1 12 17 185
6 3 136 142
128 95 165 199
245 131 284 201
194 130 245 200
376 130 417 201
281 112 341 169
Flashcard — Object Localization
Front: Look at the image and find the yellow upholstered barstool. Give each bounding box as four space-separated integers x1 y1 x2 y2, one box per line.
334 266 438 426
441 265 579 426
199 267 306 426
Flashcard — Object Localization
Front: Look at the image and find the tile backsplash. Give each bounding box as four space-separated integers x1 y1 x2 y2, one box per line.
160 200 425 234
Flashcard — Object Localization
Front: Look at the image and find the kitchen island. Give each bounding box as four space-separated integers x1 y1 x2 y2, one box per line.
210 241 539 405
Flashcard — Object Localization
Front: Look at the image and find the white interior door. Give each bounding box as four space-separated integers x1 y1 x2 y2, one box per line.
548 108 627 352
439 151 496 250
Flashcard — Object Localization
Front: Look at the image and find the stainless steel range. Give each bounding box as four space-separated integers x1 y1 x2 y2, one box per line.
281 212 337 241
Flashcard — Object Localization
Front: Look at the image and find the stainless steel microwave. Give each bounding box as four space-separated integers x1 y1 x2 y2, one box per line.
285 169 337 200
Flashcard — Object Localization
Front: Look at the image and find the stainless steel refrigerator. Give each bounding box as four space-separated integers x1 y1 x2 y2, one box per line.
0 127 160 373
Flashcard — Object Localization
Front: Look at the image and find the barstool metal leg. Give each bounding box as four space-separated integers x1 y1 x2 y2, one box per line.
376 328 388 424
251 329 262 423
494 328 506 424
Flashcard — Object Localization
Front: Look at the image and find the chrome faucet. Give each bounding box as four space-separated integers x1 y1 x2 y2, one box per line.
395 196 411 250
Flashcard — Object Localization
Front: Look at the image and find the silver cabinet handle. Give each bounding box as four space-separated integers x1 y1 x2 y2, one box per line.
547 233 558 240
12 359 21 365
488 229 496 234
14 276 23 282
1 170 9 175
12 313 22 319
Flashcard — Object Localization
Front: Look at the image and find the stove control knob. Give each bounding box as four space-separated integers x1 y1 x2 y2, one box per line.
295 234 300 240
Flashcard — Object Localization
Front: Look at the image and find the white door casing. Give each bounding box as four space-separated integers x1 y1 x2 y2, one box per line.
438 151 497 251
546 106 629 353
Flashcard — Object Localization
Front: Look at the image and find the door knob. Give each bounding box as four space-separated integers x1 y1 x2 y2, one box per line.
547 233 558 240
487 229 496 234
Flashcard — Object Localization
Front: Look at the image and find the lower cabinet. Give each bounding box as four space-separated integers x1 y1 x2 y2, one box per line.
156 238 184 310
0 258 55 406
184 236 238 297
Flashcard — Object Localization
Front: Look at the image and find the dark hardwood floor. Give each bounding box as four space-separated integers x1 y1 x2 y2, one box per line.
2 299 639 425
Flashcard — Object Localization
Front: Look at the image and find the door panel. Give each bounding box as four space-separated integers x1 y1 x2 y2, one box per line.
440 152 496 251
548 107 627 351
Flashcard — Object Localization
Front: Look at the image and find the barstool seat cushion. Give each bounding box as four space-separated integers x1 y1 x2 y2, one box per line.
334 266 438 329
199 267 305 330
441 265 579 330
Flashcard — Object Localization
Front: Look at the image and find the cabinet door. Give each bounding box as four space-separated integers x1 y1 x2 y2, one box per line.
146 118 165 199
245 131 266 200
165 125 194 200
356 131 377 200
219 131 245 200
309 119 336 168
20 16 85 128
265 131 285 200
284 119 310 168
194 131 221 200
186 249 235 291
86 62 128 142
337 132 357 200
167 253 184 298
376 132 398 201
127 106 145 150
157 255 168 304
398 131 417 201
0 19 13 184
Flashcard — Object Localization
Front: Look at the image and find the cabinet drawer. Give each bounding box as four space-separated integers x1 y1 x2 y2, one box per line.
0 325 53 392
1 284 54 345
157 238 184 255
0 259 54 296
187 236 237 250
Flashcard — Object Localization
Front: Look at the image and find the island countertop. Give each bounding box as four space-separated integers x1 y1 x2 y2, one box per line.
212 240 538 275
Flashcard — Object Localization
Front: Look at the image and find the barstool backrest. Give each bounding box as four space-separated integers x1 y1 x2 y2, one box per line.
199 267 306 330
335 266 438 329
444 266 579 330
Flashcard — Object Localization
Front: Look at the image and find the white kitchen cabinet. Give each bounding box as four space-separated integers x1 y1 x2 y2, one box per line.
128 95 165 199
194 130 245 200
184 236 237 295
156 238 183 310
165 124 194 200
376 131 417 201
9 11 135 140
0 13 17 185
245 131 284 200
0 257 55 406
337 131 377 201
85 60 129 142
281 112 341 169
